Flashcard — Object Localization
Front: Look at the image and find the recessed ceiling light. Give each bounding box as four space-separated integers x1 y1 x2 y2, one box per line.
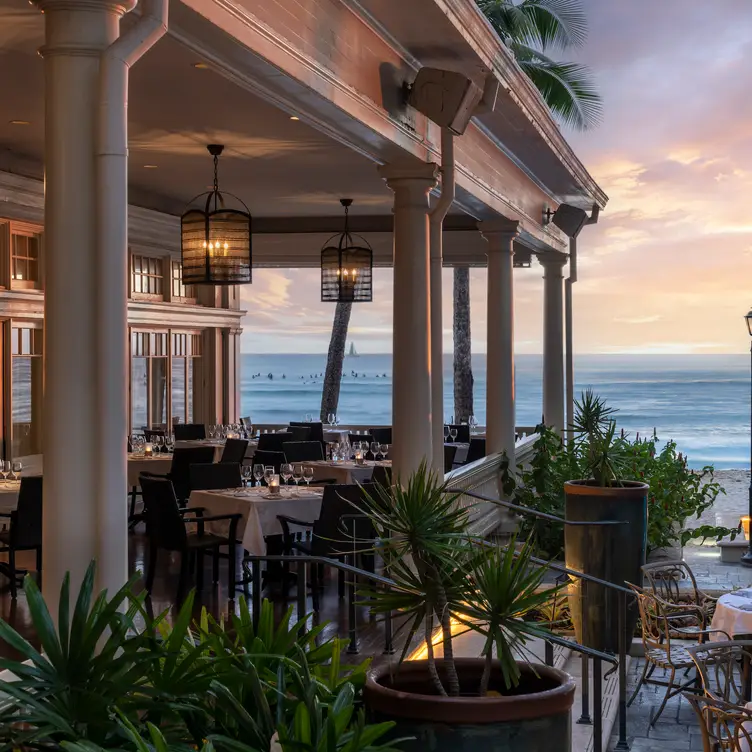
193 62 209 69
9 120 30 126
143 164 158 169
289 116 300 121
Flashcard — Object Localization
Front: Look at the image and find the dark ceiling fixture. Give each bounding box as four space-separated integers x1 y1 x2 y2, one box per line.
181 144 252 285
320 198 373 303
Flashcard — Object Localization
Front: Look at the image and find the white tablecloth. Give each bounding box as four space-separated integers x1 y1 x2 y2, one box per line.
323 429 349 443
710 589 752 638
0 482 22 515
188 486 325 555
127 454 172 487
306 460 389 485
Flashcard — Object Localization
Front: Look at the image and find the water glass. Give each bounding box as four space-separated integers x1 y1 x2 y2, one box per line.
263 466 275 486
11 461 22 481
303 466 314 487
253 463 264 486
241 465 252 487
305 413 313 423
208 424 216 439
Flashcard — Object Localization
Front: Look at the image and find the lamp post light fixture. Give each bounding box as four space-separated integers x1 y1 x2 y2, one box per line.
320 198 373 302
741 308 752 567
181 144 252 285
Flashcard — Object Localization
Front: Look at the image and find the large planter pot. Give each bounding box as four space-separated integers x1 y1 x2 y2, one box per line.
364 658 576 752
564 480 648 653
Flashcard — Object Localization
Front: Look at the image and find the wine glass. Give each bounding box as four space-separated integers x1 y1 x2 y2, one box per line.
241 465 252 487
281 463 293 494
327 413 336 428
0 461 9 485
305 413 313 423
370 442 379 461
380 444 389 461
444 425 450 442
263 466 274 487
11 461 22 482
469 415 478 432
208 424 216 439
303 466 314 488
292 464 303 494
154 436 164 453
449 427 458 443
165 434 174 452
253 463 264 486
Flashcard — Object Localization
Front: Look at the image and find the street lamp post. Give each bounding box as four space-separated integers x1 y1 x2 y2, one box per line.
741 309 752 567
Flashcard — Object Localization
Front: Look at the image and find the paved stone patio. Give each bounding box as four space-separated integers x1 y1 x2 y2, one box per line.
608 657 703 751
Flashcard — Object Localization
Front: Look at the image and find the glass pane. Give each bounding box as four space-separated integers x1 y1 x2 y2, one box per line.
151 357 167 427
172 357 186 424
12 356 42 457
187 358 194 423
21 329 30 355
131 357 148 430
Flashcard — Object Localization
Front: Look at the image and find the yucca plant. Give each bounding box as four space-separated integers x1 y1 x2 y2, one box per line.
357 461 560 699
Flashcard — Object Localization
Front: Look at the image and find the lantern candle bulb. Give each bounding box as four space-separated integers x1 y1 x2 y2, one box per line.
742 516 750 541
268 474 280 495
144 443 153 457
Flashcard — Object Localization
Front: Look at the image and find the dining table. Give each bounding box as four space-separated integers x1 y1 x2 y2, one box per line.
305 459 390 485
127 453 173 487
187 485 325 556
0 480 22 515
710 589 752 640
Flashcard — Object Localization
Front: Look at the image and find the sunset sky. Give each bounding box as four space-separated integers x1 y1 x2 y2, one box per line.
240 0 752 356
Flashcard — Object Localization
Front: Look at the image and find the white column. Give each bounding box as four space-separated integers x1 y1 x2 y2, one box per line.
429 220 444 472
481 219 519 461
40 0 135 601
541 254 567 432
379 162 439 482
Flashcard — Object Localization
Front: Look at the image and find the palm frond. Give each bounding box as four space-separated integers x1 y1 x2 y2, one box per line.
512 44 602 130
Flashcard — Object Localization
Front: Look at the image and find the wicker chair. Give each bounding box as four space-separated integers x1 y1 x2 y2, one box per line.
685 693 752 751
688 641 752 707
629 584 730 725
642 559 717 628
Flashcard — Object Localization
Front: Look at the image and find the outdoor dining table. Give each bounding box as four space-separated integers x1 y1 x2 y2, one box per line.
306 459 390 485
174 438 257 459
127 453 172 487
710 589 752 639
187 485 325 556
0 481 22 515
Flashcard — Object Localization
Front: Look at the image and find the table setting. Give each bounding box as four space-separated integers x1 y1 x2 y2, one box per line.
306 458 390 485
711 589 752 638
188 484 325 556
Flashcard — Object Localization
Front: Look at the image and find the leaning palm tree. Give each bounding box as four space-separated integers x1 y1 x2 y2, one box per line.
320 0 600 422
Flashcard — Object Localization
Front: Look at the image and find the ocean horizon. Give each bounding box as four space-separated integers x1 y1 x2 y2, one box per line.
239 352 752 471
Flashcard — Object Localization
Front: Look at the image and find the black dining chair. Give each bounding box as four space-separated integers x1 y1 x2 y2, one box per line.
444 444 458 473
174 423 206 441
142 446 216 505
140 475 241 603
276 483 377 605
288 425 312 442
282 441 324 463
369 427 392 445
291 421 324 446
464 438 487 465
445 424 471 443
189 463 242 492
0 476 43 599
257 432 293 453
220 438 249 465
370 464 392 489
252 450 286 476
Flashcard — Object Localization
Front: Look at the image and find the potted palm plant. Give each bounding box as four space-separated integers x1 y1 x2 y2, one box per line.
357 463 576 752
564 390 648 652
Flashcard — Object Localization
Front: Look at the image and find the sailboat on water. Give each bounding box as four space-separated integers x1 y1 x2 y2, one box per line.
347 342 359 357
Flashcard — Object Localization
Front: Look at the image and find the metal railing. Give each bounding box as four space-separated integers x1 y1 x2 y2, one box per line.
243 548 629 752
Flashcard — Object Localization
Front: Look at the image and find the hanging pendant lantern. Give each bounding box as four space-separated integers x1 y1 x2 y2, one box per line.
321 198 373 303
181 144 252 285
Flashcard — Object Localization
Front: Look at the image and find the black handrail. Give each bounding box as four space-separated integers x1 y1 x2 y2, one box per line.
456 488 628 528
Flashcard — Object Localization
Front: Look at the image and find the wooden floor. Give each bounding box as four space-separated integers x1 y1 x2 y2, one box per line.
0 533 401 665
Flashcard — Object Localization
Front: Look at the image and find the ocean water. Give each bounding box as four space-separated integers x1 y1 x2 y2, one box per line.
240 353 752 470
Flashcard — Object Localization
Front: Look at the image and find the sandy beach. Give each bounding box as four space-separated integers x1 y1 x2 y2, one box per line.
694 468 751 529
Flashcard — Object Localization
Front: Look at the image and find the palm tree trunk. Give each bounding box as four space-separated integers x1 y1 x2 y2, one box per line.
320 301 352 422
453 266 474 422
